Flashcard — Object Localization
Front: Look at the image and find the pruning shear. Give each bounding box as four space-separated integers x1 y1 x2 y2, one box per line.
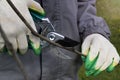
29 9 80 48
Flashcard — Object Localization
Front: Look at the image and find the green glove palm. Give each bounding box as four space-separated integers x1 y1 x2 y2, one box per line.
81 34 120 76
0 0 44 55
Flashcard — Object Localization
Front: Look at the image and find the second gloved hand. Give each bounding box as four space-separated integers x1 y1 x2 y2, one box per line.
0 0 45 55
81 34 120 76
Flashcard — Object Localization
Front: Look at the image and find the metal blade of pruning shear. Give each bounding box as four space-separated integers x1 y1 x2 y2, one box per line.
29 9 80 47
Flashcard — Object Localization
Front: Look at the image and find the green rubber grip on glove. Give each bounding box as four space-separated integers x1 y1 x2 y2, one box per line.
28 40 42 56
29 8 45 20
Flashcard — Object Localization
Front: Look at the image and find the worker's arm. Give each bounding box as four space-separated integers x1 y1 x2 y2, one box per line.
77 0 120 76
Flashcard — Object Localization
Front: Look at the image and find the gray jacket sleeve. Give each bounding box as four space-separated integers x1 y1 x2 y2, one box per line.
77 0 111 40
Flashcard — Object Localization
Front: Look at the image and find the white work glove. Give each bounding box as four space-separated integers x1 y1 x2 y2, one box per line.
0 0 45 55
82 34 120 76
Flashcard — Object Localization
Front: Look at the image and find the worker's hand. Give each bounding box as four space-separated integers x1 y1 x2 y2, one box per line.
81 34 120 76
0 0 45 55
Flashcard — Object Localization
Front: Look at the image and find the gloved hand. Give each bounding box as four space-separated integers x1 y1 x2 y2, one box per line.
81 34 120 76
0 0 45 55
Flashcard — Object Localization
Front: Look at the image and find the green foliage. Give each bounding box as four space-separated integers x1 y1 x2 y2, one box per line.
79 0 120 80
97 0 120 20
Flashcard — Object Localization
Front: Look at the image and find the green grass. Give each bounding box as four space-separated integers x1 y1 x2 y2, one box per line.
78 0 120 80
96 0 120 20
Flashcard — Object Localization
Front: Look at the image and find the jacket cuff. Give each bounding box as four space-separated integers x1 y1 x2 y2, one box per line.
79 17 111 41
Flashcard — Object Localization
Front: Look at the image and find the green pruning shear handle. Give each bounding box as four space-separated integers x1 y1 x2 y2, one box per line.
26 9 46 56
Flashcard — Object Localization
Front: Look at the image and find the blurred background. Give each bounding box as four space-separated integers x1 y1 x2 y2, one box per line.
79 0 120 80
